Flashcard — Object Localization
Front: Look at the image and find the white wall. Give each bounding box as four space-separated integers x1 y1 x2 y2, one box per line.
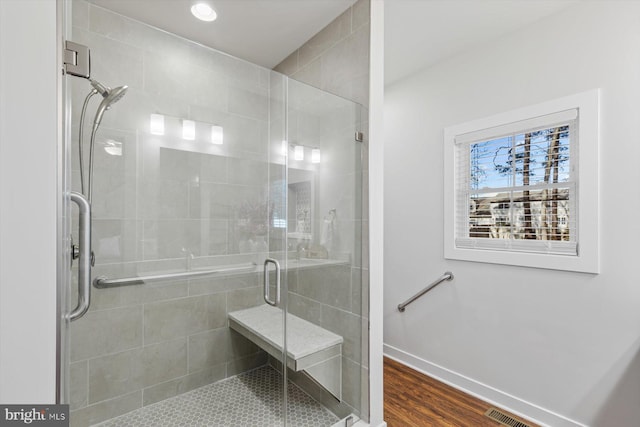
368 1 385 425
384 2 640 426
0 0 59 403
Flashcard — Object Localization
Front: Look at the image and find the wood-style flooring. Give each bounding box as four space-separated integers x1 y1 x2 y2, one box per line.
384 357 538 427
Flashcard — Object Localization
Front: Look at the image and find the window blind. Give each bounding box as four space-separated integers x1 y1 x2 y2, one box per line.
454 110 578 256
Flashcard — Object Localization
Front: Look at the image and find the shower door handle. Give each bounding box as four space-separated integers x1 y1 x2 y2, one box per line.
69 191 92 321
263 258 280 307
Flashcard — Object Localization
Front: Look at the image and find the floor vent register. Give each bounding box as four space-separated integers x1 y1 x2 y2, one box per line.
484 408 532 427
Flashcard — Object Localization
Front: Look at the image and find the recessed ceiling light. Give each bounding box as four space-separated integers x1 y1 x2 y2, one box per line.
191 3 217 22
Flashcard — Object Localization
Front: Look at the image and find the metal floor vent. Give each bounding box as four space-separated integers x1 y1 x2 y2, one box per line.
484 408 532 427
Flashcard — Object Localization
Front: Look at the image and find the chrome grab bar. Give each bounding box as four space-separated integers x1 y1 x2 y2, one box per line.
93 263 257 288
263 258 280 306
69 191 92 321
397 271 454 312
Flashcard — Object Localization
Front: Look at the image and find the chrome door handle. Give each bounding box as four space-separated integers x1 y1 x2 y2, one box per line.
263 258 280 306
69 191 92 321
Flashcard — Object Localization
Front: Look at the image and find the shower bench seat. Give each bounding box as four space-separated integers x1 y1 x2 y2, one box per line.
228 304 343 400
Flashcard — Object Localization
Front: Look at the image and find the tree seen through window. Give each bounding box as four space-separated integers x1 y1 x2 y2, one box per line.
468 125 571 241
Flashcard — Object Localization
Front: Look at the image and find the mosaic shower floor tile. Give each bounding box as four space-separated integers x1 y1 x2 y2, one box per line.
93 366 339 427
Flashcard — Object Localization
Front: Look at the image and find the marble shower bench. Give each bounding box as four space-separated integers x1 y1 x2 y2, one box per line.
228 304 343 400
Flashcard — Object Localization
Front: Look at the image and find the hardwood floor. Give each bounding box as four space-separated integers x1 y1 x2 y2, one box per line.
384 357 537 427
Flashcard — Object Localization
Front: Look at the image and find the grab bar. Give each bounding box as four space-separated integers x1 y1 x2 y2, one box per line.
69 191 92 321
397 271 453 312
93 263 257 288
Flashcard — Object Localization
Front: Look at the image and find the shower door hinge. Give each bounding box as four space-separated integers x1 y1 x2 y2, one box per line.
355 131 364 142
64 41 91 79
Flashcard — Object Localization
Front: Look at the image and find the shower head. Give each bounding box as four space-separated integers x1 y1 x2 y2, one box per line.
92 84 128 128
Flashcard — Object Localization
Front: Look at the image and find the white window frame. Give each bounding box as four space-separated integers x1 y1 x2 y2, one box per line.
444 90 600 273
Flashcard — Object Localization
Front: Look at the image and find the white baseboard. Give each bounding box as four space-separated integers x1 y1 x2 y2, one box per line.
383 344 586 427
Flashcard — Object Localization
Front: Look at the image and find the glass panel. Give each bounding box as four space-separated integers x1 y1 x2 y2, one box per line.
469 125 571 190
469 188 572 241
67 2 287 425
470 136 514 190
269 71 289 426
511 189 572 241
514 126 571 187
286 78 364 423
469 191 510 239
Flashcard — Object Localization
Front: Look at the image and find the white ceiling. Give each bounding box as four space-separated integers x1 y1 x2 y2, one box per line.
384 0 579 85
88 0 356 69
87 0 581 85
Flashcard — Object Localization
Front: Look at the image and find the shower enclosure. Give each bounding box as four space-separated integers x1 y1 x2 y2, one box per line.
62 1 367 426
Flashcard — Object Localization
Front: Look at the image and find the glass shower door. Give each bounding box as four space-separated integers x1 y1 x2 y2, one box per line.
63 3 366 425
64 2 290 424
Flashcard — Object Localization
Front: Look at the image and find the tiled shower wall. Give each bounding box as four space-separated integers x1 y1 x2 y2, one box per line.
274 0 371 107
275 0 371 420
69 2 279 425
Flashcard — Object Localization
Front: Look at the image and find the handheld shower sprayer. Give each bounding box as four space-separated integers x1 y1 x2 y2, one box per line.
88 79 129 129
77 78 128 205
93 85 128 129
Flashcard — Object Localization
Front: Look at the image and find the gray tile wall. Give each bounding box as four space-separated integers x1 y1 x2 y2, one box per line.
273 0 370 107
69 272 269 426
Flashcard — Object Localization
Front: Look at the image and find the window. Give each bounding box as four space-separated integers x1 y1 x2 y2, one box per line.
444 90 600 273
460 114 576 254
